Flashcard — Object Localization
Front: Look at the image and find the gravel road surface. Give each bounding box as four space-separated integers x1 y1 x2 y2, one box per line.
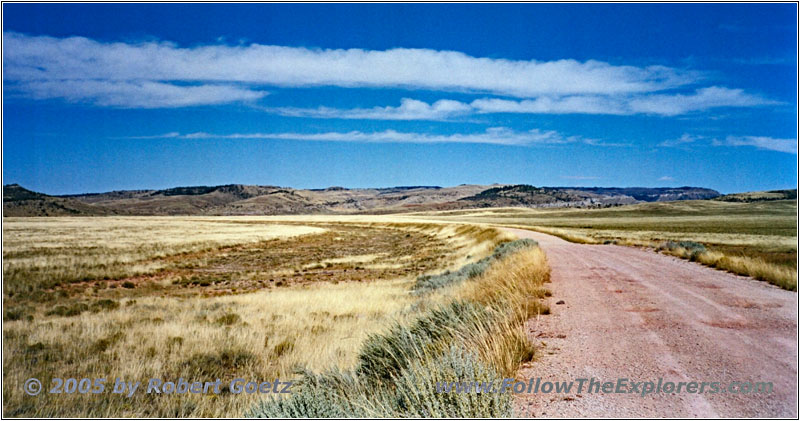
511 229 797 417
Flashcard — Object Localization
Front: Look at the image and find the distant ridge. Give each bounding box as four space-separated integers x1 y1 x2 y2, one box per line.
3 184 117 216
714 189 797 203
3 183 726 216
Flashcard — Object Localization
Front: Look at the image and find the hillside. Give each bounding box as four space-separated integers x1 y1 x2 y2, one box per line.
459 185 720 208
3 183 721 216
715 189 797 203
2 184 116 216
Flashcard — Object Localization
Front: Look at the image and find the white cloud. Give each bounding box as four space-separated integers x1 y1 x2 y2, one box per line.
626 87 776 116
10 80 266 108
660 133 797 154
719 136 797 154
472 87 774 117
269 87 775 120
658 176 675 181
270 98 472 120
131 127 600 147
3 32 777 116
4 31 698 107
658 133 703 147
471 96 626 115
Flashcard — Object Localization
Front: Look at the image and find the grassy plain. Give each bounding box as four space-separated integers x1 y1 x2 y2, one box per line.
3 216 542 417
414 199 797 290
250 242 550 417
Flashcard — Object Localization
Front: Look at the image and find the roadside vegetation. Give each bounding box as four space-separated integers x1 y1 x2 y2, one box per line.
248 240 549 417
3 217 548 417
414 199 797 290
656 241 797 291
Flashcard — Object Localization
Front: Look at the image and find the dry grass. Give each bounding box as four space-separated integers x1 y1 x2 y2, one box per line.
458 247 551 376
3 217 325 296
2 217 515 417
3 279 416 417
249 240 551 417
413 200 797 290
660 246 797 291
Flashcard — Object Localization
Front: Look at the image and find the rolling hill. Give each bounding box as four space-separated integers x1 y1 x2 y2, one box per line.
3 183 722 216
714 189 798 203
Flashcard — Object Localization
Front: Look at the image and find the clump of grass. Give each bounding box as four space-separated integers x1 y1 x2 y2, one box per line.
389 346 512 417
412 239 538 293
491 238 539 259
92 331 125 353
215 312 241 326
356 300 489 381
4 306 32 321
249 346 511 418
181 347 257 378
271 339 295 358
658 241 706 260
90 299 120 312
45 303 89 317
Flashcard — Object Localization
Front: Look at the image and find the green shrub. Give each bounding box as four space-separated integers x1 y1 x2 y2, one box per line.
357 300 489 381
389 347 512 417
491 238 538 259
412 239 537 293
249 347 510 418
248 369 376 418
45 303 89 317
4 307 26 321
90 299 120 312
659 241 707 260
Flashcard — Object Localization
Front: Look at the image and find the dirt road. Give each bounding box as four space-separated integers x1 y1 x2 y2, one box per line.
510 229 797 417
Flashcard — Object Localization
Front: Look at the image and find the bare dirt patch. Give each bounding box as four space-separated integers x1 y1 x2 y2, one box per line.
57 224 451 299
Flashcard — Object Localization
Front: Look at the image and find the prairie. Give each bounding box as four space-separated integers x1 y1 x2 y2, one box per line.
413 199 797 290
2 216 550 417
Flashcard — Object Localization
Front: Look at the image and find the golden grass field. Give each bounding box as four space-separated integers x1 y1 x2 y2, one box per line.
3 216 533 417
4 198 793 416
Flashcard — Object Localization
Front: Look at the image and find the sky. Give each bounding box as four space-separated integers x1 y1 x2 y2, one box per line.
2 3 797 195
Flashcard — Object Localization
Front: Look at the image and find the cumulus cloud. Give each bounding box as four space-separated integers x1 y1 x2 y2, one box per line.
130 127 600 147
4 31 699 108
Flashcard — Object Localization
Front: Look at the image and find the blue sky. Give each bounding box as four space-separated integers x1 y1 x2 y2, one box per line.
3 3 797 194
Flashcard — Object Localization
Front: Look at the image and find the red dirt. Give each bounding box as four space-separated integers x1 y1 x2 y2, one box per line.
511 229 798 417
